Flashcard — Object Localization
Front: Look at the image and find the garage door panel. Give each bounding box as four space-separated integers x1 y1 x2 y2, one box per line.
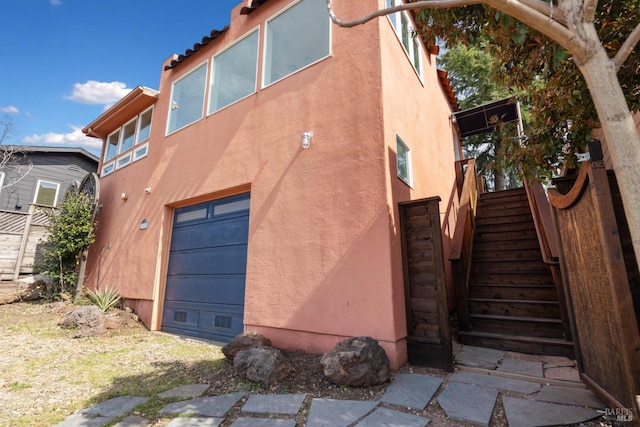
167 245 247 276
170 218 249 251
162 303 243 342
162 193 249 342
164 275 246 305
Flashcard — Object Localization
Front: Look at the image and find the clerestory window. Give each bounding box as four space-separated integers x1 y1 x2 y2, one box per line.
386 0 423 77
209 28 260 114
102 106 153 176
167 62 207 135
263 0 331 87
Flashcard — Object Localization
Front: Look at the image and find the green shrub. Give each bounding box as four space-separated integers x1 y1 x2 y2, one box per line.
85 287 121 313
39 192 95 299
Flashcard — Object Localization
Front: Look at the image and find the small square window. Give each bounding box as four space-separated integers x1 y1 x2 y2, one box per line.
34 180 60 206
396 135 413 186
133 143 148 161
116 153 132 169
101 162 115 176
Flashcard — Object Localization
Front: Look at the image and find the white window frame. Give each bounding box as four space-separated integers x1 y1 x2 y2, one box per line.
136 107 153 145
0 171 5 194
116 153 132 170
101 107 153 173
101 162 115 176
386 0 423 79
262 0 331 88
166 61 208 135
133 143 149 162
33 179 60 207
208 27 260 115
119 117 138 154
396 135 413 187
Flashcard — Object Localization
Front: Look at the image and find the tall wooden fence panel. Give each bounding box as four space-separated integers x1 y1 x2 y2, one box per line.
399 197 452 371
549 160 640 413
0 205 51 281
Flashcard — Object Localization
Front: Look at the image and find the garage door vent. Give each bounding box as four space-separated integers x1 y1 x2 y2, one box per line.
174 311 188 323
214 315 232 329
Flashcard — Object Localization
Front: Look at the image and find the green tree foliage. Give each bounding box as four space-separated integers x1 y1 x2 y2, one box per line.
40 192 95 299
415 1 639 174
439 44 521 189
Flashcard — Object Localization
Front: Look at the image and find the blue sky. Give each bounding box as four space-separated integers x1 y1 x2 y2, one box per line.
0 0 242 156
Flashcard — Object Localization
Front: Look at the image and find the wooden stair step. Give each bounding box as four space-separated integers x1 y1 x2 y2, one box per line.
458 330 574 358
474 230 538 243
476 213 535 226
473 239 540 251
476 204 532 217
472 249 543 261
469 314 565 339
471 260 550 274
478 189 527 201
469 298 561 318
469 284 558 300
470 272 554 286
476 219 536 236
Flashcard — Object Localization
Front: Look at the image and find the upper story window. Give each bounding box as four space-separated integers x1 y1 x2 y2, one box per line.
386 0 423 77
167 62 208 135
0 172 5 194
34 180 60 206
263 0 331 86
209 29 260 114
396 135 413 187
102 106 153 176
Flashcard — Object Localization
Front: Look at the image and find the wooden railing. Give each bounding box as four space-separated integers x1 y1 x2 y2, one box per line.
448 159 479 331
522 175 571 340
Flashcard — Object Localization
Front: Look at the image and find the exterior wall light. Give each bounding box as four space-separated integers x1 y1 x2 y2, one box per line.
121 192 128 201
301 131 313 149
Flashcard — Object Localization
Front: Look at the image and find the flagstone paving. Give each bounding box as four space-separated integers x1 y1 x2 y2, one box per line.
56 345 608 427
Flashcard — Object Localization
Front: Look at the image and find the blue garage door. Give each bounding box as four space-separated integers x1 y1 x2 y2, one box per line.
162 193 250 342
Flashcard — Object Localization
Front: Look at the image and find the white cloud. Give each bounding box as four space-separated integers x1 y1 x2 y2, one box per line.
65 81 132 105
1 106 20 114
21 125 102 155
50 0 62 6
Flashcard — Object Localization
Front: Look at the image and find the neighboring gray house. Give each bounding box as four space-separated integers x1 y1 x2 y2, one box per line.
0 146 98 212
0 147 99 280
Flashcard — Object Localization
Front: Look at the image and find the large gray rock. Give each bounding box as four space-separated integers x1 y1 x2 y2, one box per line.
320 336 390 387
59 305 106 337
233 346 294 386
222 332 272 361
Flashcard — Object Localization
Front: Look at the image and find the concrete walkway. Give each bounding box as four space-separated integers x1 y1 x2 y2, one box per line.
55 345 608 426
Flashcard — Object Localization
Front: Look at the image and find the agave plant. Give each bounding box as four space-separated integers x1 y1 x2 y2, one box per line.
84 286 121 313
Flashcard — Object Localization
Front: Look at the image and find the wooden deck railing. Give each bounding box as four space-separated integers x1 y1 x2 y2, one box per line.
522 176 572 340
448 159 479 331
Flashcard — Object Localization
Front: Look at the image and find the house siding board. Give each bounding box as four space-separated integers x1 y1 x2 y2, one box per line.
83 0 456 369
0 152 97 211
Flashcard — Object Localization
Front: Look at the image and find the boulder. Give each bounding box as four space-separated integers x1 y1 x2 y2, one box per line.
233 346 294 386
320 336 390 387
59 305 106 337
222 331 272 361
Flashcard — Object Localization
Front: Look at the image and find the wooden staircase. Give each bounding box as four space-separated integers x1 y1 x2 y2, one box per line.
458 188 574 358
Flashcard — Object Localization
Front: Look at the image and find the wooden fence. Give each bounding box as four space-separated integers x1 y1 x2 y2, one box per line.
0 205 51 281
548 158 640 414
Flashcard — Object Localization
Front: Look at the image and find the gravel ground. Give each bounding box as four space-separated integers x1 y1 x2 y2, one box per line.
0 301 610 426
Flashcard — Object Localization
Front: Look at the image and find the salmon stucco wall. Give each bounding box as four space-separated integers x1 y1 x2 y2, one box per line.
84 0 457 369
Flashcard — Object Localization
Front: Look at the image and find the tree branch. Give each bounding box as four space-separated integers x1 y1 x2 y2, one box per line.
325 0 583 54
484 0 584 53
582 0 597 23
614 22 640 71
518 0 569 26
325 0 483 28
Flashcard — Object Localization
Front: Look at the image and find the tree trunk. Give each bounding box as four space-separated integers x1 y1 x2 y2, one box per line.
578 44 640 268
